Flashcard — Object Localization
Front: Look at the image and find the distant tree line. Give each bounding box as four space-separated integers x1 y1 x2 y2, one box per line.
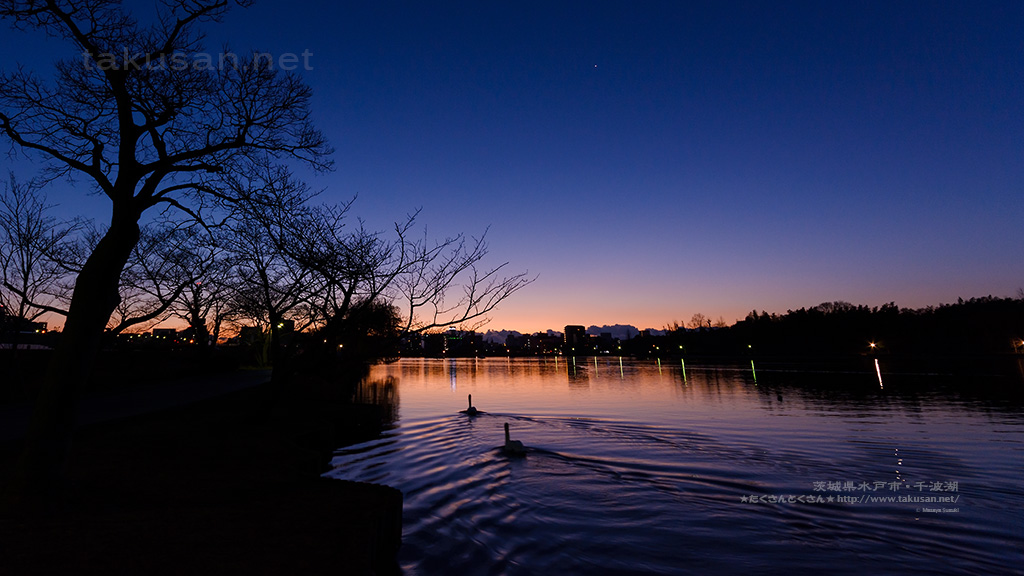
654 298 1024 358
384 297 1024 360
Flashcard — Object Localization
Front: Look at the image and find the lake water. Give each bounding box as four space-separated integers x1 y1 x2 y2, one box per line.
326 357 1024 575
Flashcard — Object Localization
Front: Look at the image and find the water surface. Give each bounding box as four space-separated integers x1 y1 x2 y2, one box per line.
327 357 1024 575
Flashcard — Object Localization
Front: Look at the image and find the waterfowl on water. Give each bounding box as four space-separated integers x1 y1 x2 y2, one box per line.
460 394 480 416
502 422 526 455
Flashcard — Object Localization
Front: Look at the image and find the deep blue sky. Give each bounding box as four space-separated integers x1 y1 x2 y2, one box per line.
3 1 1023 332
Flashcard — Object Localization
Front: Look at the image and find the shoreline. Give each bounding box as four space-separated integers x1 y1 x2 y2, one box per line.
1 379 403 575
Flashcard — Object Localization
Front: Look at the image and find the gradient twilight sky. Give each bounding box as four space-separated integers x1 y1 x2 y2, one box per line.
2 1 1023 333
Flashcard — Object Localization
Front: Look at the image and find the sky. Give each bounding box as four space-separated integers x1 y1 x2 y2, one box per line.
2 1 1023 333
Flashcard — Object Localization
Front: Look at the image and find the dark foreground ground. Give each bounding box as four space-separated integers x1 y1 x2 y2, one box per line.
0 380 403 575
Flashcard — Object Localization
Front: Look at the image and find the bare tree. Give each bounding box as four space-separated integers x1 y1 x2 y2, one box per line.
168 237 233 347
0 174 80 333
393 228 532 334
108 220 203 334
224 166 532 371
0 0 330 502
107 220 235 344
285 203 533 337
226 162 533 338
222 190 319 373
688 313 708 330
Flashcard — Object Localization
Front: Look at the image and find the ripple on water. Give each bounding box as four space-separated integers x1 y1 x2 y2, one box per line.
327 361 1024 576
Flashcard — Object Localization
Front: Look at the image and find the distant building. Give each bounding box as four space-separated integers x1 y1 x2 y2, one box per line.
563 325 587 355
399 333 424 355
596 332 617 353
525 332 561 354
506 333 527 350
422 329 481 357
152 328 177 339
238 326 265 345
0 306 48 334
422 332 446 356
24 321 47 333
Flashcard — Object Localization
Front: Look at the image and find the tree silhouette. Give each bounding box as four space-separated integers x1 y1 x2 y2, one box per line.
221 171 319 378
0 174 81 334
105 219 220 335
167 232 232 348
688 312 707 330
221 164 533 379
0 0 330 504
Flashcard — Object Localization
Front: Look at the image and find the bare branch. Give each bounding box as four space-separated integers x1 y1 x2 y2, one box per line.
0 173 81 321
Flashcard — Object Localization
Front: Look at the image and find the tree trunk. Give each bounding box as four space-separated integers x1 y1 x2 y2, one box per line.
190 307 210 357
212 315 223 347
268 318 286 392
6 209 140 509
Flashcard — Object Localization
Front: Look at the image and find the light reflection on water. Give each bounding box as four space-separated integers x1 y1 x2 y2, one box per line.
327 358 1024 575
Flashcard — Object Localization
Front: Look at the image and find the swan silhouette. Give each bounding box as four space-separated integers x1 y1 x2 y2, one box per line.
502 422 526 455
460 394 480 416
